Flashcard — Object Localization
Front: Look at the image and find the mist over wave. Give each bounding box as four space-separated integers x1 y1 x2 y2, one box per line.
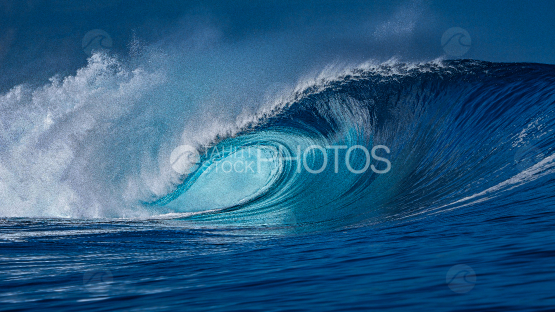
0 5 438 219
0 23 363 218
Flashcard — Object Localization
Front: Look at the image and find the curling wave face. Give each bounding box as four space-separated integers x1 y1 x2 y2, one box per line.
1 57 555 231
155 60 555 230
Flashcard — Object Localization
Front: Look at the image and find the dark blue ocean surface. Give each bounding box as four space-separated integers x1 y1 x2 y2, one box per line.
2 203 555 311
1 1 555 311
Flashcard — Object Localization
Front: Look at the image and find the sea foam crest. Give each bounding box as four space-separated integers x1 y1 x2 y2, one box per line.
0 53 165 218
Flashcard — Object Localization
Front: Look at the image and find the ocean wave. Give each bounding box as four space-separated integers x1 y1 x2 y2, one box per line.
1 55 554 230
156 60 555 230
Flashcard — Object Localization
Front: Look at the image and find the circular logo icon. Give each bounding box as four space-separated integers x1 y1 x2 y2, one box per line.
83 270 113 292
514 144 542 172
441 27 471 57
82 29 113 56
170 145 200 175
446 264 476 294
